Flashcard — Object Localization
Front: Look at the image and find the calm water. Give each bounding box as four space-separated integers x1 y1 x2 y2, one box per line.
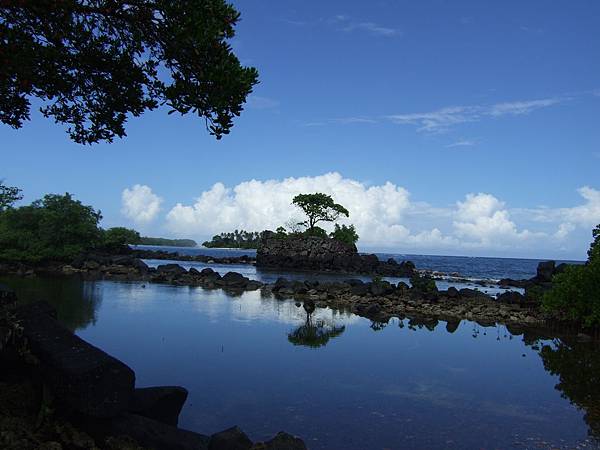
2 274 599 450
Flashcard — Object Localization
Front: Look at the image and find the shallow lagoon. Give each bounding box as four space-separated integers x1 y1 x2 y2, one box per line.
3 275 599 450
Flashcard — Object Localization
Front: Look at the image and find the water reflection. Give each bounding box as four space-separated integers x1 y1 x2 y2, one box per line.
287 303 346 348
534 338 600 440
2 275 600 448
0 275 101 331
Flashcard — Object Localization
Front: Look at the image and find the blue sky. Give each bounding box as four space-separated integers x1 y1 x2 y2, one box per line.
2 0 599 259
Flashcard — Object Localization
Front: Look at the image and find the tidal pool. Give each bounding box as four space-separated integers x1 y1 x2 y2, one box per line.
3 275 599 450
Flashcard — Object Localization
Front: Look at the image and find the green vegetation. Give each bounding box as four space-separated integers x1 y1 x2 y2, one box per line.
0 187 189 261
543 224 600 326
139 237 198 247
0 192 103 262
1 0 258 144
202 230 262 249
103 227 141 250
589 224 600 261
329 224 359 246
292 193 350 233
410 272 438 293
0 181 22 212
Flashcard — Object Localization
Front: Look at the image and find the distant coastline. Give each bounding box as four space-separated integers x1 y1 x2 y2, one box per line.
139 237 198 247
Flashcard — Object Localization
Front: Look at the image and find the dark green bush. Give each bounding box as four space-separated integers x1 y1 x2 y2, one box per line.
102 227 141 249
410 272 438 293
0 193 102 262
542 259 600 326
542 224 600 326
304 226 328 239
329 224 359 246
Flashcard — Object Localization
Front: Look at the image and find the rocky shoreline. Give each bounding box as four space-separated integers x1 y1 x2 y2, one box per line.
1 254 593 340
0 285 307 450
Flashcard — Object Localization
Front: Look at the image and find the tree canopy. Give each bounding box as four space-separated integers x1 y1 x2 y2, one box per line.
102 226 141 249
588 224 600 262
0 192 103 261
329 223 359 246
292 193 349 233
0 0 259 144
543 223 600 326
202 229 263 249
0 181 22 211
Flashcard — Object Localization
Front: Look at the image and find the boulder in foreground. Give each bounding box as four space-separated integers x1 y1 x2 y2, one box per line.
129 386 188 426
15 301 135 418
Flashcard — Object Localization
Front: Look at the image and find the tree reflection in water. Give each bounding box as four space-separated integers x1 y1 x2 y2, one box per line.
288 303 345 348
535 338 600 440
0 275 101 331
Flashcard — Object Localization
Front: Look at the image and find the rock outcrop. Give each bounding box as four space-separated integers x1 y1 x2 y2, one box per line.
256 233 415 276
14 302 136 418
1 298 309 450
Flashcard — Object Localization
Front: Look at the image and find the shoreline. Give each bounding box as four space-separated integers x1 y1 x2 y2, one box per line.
1 255 596 341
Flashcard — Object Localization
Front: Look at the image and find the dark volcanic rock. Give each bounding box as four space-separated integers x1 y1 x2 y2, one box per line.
209 426 252 450
256 233 415 276
252 432 307 450
245 281 263 290
536 260 556 283
84 412 209 450
397 281 410 293
446 287 459 299
131 258 149 274
273 277 291 291
15 301 135 418
291 280 308 294
370 281 393 296
499 278 532 289
220 272 249 288
350 283 369 296
129 386 188 426
458 288 482 298
364 303 382 317
445 320 460 333
156 264 187 276
497 291 525 304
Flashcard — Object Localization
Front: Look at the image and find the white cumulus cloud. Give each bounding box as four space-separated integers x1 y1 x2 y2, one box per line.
151 174 599 258
566 186 600 227
166 172 448 248
121 184 163 224
453 193 543 248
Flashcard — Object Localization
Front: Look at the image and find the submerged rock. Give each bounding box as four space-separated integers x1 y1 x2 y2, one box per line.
83 412 210 450
129 386 188 427
209 426 252 450
251 432 307 450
